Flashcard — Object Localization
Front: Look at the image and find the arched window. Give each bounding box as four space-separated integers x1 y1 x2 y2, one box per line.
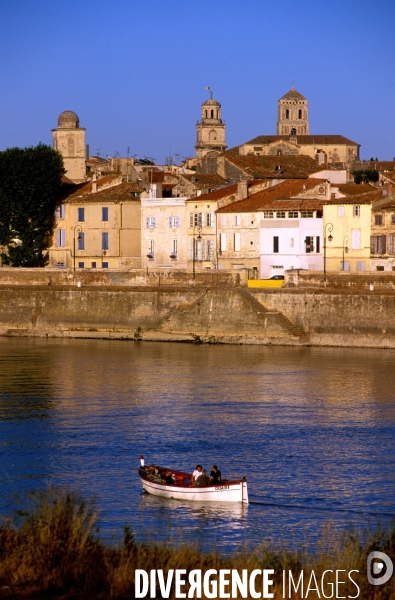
209 130 217 142
298 109 302 119
216 110 219 119
285 109 289 119
205 110 207 118
290 128 296 135
211 109 214 118
277 150 282 156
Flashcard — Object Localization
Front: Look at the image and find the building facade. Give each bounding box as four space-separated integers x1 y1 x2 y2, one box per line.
49 177 143 270
52 110 87 183
277 87 309 135
141 197 188 269
195 90 227 160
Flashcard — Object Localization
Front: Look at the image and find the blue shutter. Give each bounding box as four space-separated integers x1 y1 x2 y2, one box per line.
102 232 109 250
78 207 84 222
152 217 156 228
146 217 150 228
102 207 108 222
175 216 179 228
78 232 85 250
169 216 172 228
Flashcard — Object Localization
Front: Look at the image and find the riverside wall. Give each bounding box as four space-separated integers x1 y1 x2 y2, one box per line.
2 277 395 347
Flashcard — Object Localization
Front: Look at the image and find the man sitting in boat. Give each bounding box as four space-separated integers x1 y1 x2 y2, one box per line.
195 469 211 486
191 464 203 485
161 470 174 485
210 465 222 484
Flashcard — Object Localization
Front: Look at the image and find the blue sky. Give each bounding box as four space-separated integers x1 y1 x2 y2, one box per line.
1 0 394 163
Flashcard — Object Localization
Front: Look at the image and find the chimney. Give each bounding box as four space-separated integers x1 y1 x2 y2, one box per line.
237 180 248 200
92 171 97 194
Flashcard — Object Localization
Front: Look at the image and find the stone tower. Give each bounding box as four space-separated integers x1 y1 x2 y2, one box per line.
276 87 309 136
195 90 227 159
52 110 86 183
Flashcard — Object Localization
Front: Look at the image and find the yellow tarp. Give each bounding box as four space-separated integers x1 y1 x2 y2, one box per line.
247 280 284 288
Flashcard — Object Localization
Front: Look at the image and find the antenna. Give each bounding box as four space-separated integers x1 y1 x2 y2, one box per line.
205 86 213 99
126 147 130 182
97 148 101 157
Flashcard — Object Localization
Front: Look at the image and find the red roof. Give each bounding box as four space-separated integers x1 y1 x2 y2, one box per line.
217 179 327 213
222 153 321 179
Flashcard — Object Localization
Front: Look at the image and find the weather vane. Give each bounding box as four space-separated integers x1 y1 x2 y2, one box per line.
205 86 213 99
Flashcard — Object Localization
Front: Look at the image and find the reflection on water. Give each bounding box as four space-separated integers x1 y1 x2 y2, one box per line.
0 338 394 552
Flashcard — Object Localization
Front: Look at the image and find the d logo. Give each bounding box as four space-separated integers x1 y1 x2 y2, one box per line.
367 552 393 586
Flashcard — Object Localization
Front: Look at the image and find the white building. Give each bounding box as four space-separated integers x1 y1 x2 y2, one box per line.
141 197 188 269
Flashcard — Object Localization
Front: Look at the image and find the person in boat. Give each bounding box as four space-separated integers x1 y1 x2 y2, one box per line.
195 469 211 486
161 470 174 485
191 464 203 485
210 465 222 484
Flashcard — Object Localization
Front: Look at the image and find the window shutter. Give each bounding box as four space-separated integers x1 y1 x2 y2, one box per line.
57 229 61 247
78 207 84 222
351 229 360 250
102 232 109 250
316 236 320 253
234 232 241 251
175 216 179 228
146 217 150 229
220 233 227 251
152 217 156 228
338 206 344 217
169 216 172 228
370 236 375 253
190 213 193 227
198 213 203 226
78 232 85 250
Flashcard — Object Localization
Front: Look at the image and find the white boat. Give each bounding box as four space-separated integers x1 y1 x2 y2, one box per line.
138 456 249 504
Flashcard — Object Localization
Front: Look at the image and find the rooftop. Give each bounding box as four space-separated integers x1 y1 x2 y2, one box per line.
279 87 307 101
222 153 321 179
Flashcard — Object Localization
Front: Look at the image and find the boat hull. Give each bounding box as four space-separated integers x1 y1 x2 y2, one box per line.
140 476 249 504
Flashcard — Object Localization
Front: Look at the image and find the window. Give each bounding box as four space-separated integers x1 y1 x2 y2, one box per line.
305 236 314 253
316 236 320 253
276 211 286 218
234 232 241 251
298 109 302 119
78 261 84 268
78 232 84 250
220 233 227 252
102 262 109 269
331 193 336 200
56 229 66 247
169 216 179 228
288 211 298 218
91 261 97 268
285 109 289 119
290 238 294 247
148 239 154 259
190 213 203 227
206 213 214 227
171 239 178 259
235 215 241 226
146 216 156 228
102 207 108 222
102 232 109 251
273 236 279 253
375 214 383 226
341 261 350 271
207 240 214 260
391 214 395 225
353 205 360 217
374 235 386 254
220 215 226 227
263 211 274 218
78 207 85 222
351 229 361 250
391 234 395 253
290 128 296 135
357 262 365 271
300 211 314 218
318 186 325 194
55 205 65 219
377 266 385 271
338 206 345 217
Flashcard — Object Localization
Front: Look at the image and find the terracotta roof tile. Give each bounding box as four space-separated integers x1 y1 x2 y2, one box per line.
323 190 382 205
337 184 377 195
217 179 327 213
244 134 359 146
186 179 267 202
222 154 320 179
64 181 143 204
180 173 226 188
280 87 307 101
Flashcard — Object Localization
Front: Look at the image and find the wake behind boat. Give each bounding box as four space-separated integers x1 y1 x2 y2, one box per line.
138 456 249 504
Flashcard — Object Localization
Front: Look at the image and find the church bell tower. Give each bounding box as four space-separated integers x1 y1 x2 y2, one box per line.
195 88 227 159
277 87 309 135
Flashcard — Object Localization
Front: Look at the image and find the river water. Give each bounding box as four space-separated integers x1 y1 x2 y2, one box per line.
0 338 394 553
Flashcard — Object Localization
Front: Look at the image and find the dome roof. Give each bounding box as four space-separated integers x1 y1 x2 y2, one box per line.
280 87 306 101
58 110 80 128
202 97 220 106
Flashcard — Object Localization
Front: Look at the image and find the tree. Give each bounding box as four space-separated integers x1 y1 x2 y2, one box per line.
0 144 65 266
352 169 379 184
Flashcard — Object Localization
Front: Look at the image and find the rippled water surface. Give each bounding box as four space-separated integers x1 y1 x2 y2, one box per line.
0 338 394 552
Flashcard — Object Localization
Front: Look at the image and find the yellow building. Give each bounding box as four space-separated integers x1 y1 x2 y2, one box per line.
322 190 381 273
49 175 144 270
